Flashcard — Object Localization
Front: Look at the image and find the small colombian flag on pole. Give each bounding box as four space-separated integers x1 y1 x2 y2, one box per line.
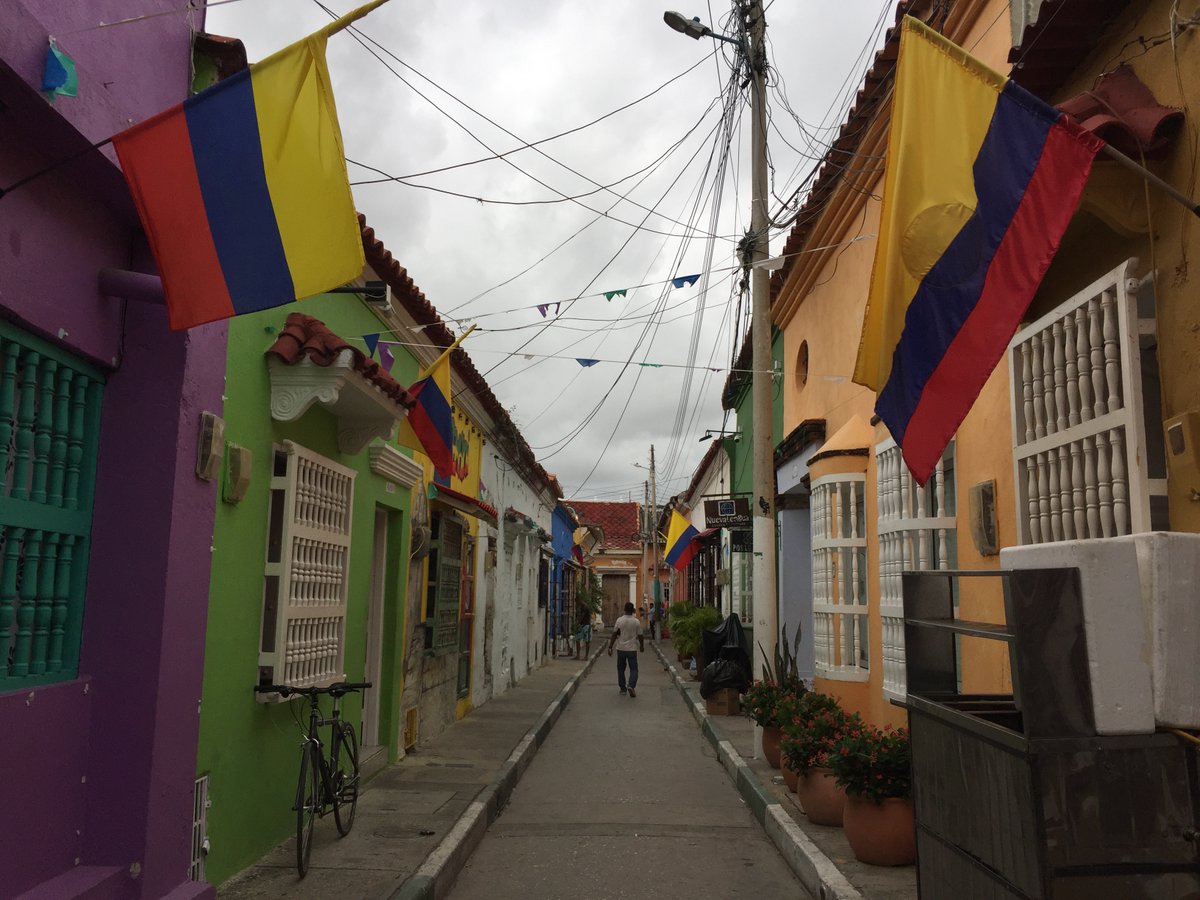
398 352 454 480
664 510 700 572
853 16 1103 485
112 1 390 330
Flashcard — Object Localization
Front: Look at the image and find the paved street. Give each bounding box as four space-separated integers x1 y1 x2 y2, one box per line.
447 645 809 900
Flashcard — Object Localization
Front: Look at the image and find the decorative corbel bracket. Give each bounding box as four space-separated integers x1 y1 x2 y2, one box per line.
268 351 404 455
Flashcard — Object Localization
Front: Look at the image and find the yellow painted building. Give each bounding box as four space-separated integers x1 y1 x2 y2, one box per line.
773 0 1197 728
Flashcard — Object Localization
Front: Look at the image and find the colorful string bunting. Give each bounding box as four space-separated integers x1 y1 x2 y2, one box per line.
671 274 700 289
363 333 380 358
379 343 394 371
604 289 627 301
576 358 600 367
42 43 78 97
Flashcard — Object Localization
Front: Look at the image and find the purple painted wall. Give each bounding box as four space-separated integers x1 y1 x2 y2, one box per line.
1 3 224 897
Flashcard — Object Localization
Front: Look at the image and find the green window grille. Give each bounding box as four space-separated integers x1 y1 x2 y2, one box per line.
0 321 103 692
425 511 462 656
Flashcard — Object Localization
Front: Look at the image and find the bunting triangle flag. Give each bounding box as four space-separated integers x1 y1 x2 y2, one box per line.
379 343 394 371
671 274 700 289
604 289 627 301
363 333 380 357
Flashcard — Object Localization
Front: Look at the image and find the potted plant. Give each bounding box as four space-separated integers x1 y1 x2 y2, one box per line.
780 693 856 826
668 602 696 664
743 679 784 766
672 605 721 677
749 625 807 768
827 724 915 866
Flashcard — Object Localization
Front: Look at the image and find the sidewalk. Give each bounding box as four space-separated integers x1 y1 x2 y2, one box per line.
217 650 601 900
654 639 918 900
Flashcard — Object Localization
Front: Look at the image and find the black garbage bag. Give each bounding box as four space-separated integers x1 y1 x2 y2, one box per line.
698 614 752 698
700 656 751 698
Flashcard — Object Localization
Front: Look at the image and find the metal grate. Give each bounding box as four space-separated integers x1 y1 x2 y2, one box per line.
188 774 209 882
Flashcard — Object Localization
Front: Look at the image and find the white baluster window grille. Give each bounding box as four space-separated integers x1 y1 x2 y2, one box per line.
876 440 957 702
811 473 869 680
1007 258 1167 545
258 441 355 689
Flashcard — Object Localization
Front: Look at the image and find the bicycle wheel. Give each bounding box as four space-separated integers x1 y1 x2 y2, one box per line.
295 742 320 877
331 722 360 836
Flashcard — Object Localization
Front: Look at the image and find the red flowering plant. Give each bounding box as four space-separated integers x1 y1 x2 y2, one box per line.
780 692 858 774
827 724 912 803
742 679 785 728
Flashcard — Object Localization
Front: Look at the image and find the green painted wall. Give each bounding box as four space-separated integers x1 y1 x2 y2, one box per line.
196 295 417 885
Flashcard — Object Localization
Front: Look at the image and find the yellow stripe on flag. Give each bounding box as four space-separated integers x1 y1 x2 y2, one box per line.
853 17 1008 391
252 35 363 300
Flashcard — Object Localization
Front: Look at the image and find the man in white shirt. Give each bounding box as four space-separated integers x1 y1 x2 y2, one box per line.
607 601 645 697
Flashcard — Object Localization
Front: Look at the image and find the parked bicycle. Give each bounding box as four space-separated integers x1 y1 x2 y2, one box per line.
254 680 372 876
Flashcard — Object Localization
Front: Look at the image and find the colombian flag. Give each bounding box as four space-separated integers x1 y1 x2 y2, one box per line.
664 510 700 572
399 353 455 480
854 17 1103 484
111 4 386 330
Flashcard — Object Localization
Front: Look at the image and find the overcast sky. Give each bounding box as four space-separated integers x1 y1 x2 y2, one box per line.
207 0 893 502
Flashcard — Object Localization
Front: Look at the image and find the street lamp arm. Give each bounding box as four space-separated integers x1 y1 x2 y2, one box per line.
662 11 743 49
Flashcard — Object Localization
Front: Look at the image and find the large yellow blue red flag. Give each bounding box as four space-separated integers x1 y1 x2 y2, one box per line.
112 2 389 330
664 510 700 572
853 17 1103 484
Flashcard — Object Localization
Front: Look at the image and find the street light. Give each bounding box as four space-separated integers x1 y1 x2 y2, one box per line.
663 4 777 683
698 429 742 442
663 11 742 48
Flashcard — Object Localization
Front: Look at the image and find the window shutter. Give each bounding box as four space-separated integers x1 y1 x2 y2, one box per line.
259 441 355 687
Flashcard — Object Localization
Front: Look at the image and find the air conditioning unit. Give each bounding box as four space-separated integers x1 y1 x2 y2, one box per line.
362 280 391 312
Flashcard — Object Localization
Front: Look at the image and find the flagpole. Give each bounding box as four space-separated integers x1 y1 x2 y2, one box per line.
1100 143 1200 218
254 0 393 69
419 324 477 379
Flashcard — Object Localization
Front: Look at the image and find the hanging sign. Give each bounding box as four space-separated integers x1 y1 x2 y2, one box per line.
703 498 751 528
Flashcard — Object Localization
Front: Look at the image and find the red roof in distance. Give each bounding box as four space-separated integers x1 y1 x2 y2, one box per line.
568 500 642 552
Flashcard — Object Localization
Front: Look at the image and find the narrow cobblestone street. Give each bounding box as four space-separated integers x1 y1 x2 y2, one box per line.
446 645 808 900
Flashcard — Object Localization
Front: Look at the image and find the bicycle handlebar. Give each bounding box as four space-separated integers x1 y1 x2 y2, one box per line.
255 681 373 698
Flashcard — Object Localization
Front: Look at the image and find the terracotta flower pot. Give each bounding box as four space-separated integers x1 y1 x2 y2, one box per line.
842 794 916 866
796 766 845 826
761 725 782 769
781 758 799 793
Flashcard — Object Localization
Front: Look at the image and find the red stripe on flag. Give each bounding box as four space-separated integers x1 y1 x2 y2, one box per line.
671 541 700 572
113 109 234 329
901 122 1100 480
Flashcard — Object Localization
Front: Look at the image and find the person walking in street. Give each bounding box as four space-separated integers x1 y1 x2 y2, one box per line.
573 608 592 660
607 601 644 697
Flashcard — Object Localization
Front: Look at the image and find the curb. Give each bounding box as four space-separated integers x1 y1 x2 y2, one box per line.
652 643 863 900
389 648 604 900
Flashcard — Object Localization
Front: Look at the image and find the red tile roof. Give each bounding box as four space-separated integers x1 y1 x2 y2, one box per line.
265 312 415 411
568 500 642 551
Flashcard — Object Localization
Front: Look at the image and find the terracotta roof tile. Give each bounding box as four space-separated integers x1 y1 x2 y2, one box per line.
568 500 642 551
265 312 415 411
